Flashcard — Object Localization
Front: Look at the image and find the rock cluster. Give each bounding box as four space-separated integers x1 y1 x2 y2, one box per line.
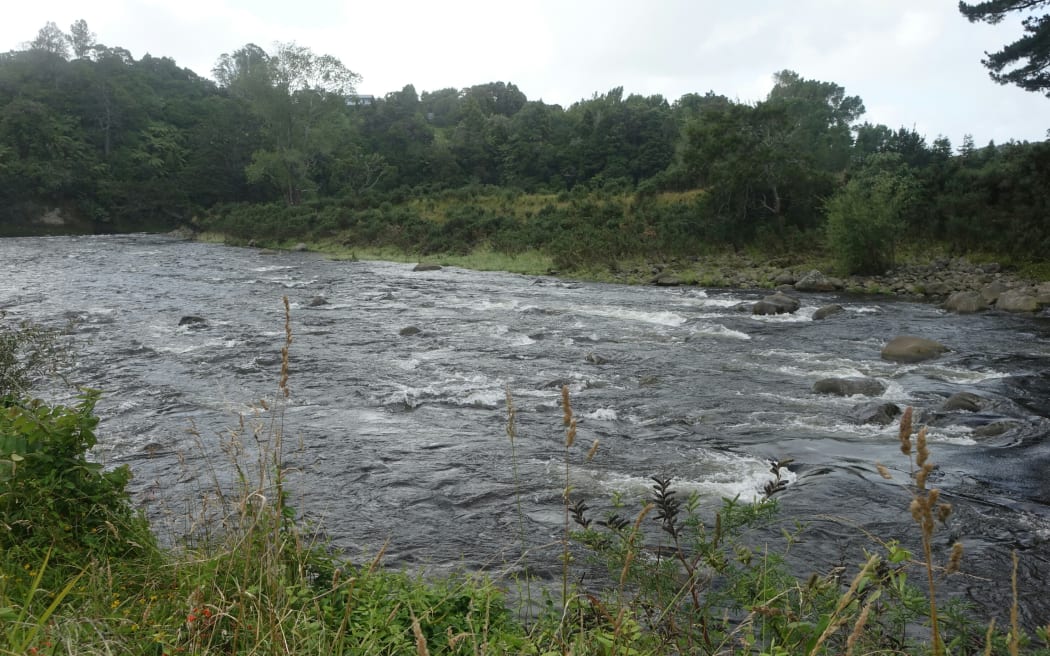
637 256 1049 314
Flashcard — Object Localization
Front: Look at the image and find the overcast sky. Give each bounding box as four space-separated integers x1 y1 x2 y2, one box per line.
2 1 1047 146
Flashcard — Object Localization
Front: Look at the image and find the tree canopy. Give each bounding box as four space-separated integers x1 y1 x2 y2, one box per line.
959 0 1050 95
2 20 1049 266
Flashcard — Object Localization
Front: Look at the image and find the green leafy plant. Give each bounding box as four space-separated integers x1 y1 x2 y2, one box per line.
0 390 155 586
825 153 919 275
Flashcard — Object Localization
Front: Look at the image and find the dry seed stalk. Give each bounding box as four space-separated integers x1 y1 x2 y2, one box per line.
899 412 951 656
898 406 913 457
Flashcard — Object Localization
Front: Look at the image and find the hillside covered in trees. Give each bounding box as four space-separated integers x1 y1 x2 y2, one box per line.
2 19 1048 274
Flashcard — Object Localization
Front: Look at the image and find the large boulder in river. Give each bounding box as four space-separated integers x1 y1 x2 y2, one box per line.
753 291 800 315
813 377 886 397
980 280 1010 304
943 291 988 314
794 269 838 292
881 336 948 363
813 304 844 320
996 289 1040 313
848 401 902 426
178 315 207 328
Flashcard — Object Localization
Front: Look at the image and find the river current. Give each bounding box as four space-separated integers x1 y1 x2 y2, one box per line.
2 234 1049 625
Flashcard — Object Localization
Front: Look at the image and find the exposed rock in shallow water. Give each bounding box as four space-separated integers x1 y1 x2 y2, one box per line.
997 289 1040 312
944 291 988 314
794 269 839 292
413 263 443 272
881 336 948 363
178 315 207 328
813 304 844 320
981 280 1010 304
848 401 901 426
399 326 421 336
813 377 886 397
753 291 800 315
651 274 685 286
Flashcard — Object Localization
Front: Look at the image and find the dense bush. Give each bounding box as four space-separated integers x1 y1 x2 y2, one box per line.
826 155 918 275
0 391 155 581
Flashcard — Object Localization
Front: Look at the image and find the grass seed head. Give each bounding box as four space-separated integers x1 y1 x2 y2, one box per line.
946 542 964 575
898 406 914 455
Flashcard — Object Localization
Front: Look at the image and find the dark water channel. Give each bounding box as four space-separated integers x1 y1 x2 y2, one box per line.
3 234 1049 626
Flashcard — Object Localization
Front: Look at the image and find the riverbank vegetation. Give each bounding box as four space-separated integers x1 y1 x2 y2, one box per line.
3 308 1050 655
2 21 1049 279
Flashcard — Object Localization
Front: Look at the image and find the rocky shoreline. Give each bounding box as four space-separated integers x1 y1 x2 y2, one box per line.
641 256 1050 315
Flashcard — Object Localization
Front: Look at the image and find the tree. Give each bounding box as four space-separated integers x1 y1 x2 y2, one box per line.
825 154 918 274
67 19 96 60
28 21 70 59
214 42 361 204
959 1 1050 95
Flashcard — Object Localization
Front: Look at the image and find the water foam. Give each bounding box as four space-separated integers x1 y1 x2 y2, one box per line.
687 323 751 341
561 448 796 504
573 305 689 327
583 408 619 421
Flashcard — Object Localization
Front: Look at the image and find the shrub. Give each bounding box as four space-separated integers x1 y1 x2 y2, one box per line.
0 391 155 585
825 154 918 275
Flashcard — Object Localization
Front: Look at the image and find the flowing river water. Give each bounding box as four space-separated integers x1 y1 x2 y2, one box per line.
3 234 1050 626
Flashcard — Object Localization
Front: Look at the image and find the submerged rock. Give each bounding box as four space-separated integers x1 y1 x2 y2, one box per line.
585 352 610 365
881 336 948 363
972 421 1019 438
307 295 329 307
399 326 421 336
413 263 443 272
941 392 983 412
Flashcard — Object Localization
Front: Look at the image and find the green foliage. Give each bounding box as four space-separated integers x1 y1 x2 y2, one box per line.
2 23 1048 271
825 154 919 274
959 0 1050 95
0 391 155 581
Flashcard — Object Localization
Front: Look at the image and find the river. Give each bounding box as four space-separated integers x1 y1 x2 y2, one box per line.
2 233 1049 626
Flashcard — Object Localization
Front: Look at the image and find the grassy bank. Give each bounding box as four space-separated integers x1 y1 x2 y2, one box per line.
192 189 1050 297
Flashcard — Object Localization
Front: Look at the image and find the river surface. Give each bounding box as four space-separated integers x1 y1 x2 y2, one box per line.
2 234 1049 625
